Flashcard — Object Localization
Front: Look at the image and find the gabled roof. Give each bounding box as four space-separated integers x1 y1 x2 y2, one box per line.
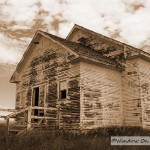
40 30 123 69
10 30 123 83
66 24 150 60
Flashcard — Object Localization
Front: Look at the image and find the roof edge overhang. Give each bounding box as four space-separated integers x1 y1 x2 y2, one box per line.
10 30 79 83
66 24 77 40
10 30 40 83
70 57 124 72
126 53 150 62
39 30 79 57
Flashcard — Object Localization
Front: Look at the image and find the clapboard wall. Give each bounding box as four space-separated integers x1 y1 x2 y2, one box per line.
80 61 122 129
138 58 150 129
122 59 142 127
15 35 81 129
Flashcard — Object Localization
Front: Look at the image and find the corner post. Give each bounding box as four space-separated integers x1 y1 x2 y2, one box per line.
27 106 32 130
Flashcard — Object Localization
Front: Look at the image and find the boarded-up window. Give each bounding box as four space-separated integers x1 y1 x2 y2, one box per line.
20 91 26 106
59 81 67 99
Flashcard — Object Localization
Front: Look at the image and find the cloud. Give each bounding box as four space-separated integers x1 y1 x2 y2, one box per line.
0 0 150 66
2 0 37 22
0 47 21 64
0 33 23 64
62 0 150 50
123 0 146 13
0 0 68 65
120 10 150 46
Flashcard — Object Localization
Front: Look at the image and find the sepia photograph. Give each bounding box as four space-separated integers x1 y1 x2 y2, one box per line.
0 0 150 149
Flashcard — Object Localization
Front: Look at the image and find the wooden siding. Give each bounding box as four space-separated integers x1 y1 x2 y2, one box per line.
122 59 142 127
13 28 150 130
15 35 80 129
138 59 150 129
80 62 122 129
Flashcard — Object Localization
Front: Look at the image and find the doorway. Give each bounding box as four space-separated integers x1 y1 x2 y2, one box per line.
33 87 39 117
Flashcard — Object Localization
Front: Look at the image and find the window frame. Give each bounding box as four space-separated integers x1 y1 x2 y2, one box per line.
58 80 68 100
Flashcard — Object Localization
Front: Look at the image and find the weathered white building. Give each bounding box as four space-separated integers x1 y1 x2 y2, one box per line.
9 24 150 132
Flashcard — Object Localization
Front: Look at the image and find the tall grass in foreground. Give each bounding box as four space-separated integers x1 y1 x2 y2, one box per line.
0 125 150 150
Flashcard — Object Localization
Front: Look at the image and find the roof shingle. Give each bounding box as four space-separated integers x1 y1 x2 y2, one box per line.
40 30 124 70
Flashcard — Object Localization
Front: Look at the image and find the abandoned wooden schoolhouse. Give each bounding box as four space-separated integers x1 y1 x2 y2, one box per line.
7 24 150 134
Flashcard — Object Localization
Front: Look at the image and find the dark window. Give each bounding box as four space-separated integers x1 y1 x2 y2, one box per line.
34 42 39 44
33 87 39 117
59 81 67 100
60 89 67 99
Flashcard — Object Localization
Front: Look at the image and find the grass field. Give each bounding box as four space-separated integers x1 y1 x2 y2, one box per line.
0 125 150 150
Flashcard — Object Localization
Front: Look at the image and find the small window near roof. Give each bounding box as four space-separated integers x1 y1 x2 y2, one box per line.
59 81 67 100
34 42 39 44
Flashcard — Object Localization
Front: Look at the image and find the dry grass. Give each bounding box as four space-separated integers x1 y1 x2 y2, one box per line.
0 125 150 150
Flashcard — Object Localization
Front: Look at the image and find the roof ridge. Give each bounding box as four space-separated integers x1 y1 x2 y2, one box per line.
74 24 126 46
10 29 125 83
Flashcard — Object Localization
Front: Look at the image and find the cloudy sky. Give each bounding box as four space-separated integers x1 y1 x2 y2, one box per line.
0 0 150 109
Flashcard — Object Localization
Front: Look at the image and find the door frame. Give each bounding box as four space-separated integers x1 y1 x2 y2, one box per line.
31 84 47 117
